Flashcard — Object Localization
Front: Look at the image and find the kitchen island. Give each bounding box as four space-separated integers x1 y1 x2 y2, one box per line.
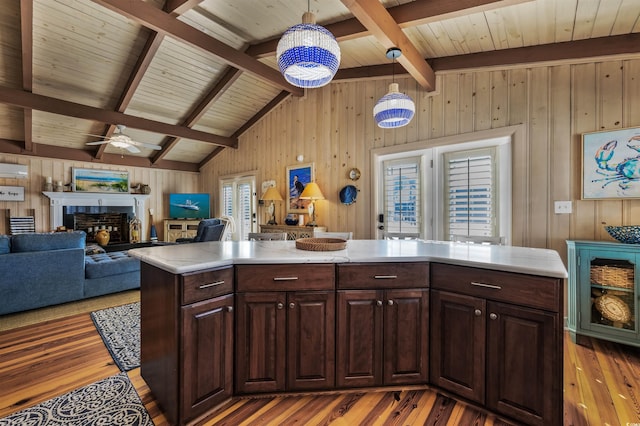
129 240 567 426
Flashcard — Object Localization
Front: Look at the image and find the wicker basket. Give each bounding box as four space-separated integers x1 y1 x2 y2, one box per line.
590 265 634 289
594 294 632 324
296 237 347 251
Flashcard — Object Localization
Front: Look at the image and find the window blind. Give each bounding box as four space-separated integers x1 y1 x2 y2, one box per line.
382 157 421 235
444 147 497 238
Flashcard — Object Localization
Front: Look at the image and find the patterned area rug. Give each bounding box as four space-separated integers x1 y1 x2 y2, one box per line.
91 302 140 371
0 372 153 425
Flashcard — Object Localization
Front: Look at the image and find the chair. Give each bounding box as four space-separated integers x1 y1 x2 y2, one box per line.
384 232 421 240
176 218 226 243
314 231 353 240
247 232 287 241
452 235 505 245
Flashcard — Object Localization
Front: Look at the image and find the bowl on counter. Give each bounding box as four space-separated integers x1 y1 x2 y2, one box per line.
604 225 640 244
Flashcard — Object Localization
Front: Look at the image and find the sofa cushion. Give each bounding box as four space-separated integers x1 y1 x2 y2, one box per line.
0 235 10 254
85 251 140 279
11 231 86 253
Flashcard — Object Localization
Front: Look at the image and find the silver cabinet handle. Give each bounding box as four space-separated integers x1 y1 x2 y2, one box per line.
387 300 394 306
376 300 383 307
470 281 502 290
490 313 498 320
199 280 224 289
374 275 398 279
227 306 233 313
289 302 295 309
474 309 482 316
277 302 284 309
273 277 299 281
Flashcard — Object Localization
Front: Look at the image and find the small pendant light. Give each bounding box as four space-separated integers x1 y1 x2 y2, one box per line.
373 47 415 128
276 0 341 88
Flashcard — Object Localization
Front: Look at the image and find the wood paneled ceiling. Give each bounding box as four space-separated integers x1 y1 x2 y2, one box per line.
0 0 638 171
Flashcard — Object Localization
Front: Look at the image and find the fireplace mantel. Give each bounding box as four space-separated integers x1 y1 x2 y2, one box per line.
43 192 150 234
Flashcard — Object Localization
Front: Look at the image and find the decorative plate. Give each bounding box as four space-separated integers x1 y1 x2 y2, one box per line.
348 168 361 181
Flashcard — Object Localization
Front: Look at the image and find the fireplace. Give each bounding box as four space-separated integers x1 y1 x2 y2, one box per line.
43 192 150 242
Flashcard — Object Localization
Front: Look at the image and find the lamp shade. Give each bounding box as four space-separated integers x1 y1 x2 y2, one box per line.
262 186 283 201
299 182 325 200
373 83 415 128
276 12 340 88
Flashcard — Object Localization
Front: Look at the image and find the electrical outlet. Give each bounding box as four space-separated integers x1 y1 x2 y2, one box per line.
554 201 572 214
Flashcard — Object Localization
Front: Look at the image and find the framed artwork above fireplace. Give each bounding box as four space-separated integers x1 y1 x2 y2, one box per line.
72 168 129 193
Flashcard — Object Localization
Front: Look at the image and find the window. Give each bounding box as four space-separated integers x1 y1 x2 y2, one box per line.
443 147 497 239
220 175 256 240
381 157 422 236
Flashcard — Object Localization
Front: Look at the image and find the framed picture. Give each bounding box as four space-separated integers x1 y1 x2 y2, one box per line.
582 127 640 200
72 168 129 193
286 162 314 213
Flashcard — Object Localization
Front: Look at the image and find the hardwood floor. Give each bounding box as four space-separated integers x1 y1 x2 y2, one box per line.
1 310 640 425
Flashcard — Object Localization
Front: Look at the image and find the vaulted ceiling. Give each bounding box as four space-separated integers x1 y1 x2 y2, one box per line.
0 0 638 171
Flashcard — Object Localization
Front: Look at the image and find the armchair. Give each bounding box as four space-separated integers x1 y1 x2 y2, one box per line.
176 218 226 243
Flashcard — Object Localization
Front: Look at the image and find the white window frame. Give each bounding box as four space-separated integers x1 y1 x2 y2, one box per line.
371 126 518 244
219 172 257 241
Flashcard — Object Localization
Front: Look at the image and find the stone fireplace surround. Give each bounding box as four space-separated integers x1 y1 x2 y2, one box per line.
43 192 149 239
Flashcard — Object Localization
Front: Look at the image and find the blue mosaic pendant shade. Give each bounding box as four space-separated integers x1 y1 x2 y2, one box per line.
276 12 340 88
373 82 415 128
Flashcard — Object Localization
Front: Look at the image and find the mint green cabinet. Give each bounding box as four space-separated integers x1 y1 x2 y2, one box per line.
567 240 640 347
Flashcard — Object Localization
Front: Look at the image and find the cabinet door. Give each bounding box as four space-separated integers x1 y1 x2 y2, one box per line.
287 291 335 390
235 292 286 393
579 249 638 341
181 294 234 422
430 290 485 403
486 301 559 426
383 289 429 385
336 290 383 387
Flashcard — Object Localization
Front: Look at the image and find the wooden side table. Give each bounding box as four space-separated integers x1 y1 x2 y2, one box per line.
259 224 327 240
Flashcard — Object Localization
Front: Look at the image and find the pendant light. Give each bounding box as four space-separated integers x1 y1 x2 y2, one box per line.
373 47 415 128
276 0 341 88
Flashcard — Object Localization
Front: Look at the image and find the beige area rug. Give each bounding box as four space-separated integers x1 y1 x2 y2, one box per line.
0 290 140 332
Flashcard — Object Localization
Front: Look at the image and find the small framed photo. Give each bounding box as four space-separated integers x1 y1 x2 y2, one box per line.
286 163 314 213
72 168 130 193
582 127 640 200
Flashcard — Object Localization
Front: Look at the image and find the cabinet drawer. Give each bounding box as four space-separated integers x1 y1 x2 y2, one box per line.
236 264 335 292
430 263 561 312
337 263 429 289
182 266 234 305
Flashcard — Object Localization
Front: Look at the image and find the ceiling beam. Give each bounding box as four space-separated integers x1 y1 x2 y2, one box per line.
246 0 533 58
19 0 33 152
429 33 640 71
0 138 199 172
0 86 238 148
340 0 435 90
91 0 303 96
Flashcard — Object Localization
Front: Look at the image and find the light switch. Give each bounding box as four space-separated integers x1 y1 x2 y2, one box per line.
554 201 572 214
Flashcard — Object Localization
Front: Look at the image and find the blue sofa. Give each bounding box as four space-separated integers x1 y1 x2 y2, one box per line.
0 231 140 315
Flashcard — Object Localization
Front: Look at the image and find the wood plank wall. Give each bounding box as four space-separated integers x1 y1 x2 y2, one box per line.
201 57 640 263
0 155 200 240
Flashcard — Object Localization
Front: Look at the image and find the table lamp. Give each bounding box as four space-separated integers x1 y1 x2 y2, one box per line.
299 182 325 227
261 186 283 225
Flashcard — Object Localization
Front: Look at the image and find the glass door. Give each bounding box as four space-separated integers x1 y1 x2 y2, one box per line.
581 250 637 339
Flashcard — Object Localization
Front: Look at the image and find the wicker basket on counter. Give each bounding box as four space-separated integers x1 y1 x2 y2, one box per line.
590 265 634 289
295 237 347 251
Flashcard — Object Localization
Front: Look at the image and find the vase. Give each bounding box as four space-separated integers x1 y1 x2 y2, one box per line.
95 229 110 246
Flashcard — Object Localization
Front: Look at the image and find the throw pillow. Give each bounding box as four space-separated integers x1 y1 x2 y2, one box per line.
85 244 106 255
0 235 10 254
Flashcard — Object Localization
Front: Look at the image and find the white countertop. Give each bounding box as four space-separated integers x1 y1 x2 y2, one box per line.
128 239 568 278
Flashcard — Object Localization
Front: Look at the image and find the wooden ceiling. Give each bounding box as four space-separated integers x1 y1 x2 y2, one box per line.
0 0 638 171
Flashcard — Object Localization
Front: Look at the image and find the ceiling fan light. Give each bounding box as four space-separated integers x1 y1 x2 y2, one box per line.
276 12 340 88
374 83 415 128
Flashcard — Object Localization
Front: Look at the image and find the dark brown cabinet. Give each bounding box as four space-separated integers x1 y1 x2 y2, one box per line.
430 263 562 426
235 264 335 394
336 263 429 388
140 263 234 426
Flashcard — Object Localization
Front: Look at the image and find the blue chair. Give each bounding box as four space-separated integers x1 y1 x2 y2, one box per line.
176 219 226 243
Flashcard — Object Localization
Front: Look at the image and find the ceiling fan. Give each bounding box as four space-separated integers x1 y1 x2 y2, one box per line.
86 125 162 153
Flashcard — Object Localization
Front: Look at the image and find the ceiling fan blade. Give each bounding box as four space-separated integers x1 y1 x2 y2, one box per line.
125 144 141 153
129 140 162 150
86 141 111 145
